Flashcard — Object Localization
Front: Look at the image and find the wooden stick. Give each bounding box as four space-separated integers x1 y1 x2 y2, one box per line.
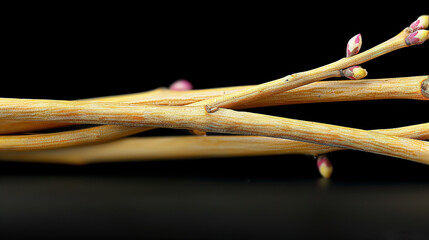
0 123 427 165
0 87 166 135
132 76 429 108
0 125 144 151
0 76 427 135
0 99 427 163
199 27 426 112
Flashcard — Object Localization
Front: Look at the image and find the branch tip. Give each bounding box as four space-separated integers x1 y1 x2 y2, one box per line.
410 15 429 31
405 30 429 45
205 105 218 113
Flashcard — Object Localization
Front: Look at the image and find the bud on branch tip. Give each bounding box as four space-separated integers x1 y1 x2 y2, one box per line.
406 30 429 45
346 33 362 57
410 15 429 31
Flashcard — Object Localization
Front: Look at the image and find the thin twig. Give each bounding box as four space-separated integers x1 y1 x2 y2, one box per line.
133 76 429 108
200 26 426 112
0 87 166 135
0 123 427 165
0 125 143 151
0 76 427 135
0 99 427 163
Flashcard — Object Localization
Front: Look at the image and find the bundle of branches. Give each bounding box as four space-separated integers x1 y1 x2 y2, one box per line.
0 16 428 178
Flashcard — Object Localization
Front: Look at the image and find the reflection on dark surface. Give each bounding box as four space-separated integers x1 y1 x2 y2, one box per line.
1 156 429 239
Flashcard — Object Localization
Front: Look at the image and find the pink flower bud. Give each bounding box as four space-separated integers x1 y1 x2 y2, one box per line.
410 15 429 31
317 155 333 179
346 33 362 57
169 79 193 91
405 30 429 45
342 66 368 80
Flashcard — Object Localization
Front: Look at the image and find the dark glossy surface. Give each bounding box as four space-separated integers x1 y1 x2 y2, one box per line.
1 176 429 239
1 157 429 239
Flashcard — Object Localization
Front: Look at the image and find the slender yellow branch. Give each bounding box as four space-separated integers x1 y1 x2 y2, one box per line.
0 76 426 135
133 76 429 108
0 87 166 135
0 123 427 165
201 28 420 112
0 99 427 163
0 120 72 135
0 125 144 151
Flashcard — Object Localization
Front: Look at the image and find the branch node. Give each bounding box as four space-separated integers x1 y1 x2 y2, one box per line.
422 78 429 99
284 74 296 82
205 105 219 113
340 66 368 80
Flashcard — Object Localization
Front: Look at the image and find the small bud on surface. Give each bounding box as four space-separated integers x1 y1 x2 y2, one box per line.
169 79 193 91
346 33 362 57
410 15 429 31
342 66 368 80
317 155 333 179
406 30 429 45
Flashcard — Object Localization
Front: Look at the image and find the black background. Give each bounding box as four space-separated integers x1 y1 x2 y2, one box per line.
1 4 428 240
